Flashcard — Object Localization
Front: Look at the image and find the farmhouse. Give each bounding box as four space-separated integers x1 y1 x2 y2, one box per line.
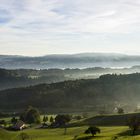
12 120 26 130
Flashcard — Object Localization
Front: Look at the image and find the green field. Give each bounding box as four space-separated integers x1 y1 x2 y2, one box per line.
1 126 140 140
1 112 140 140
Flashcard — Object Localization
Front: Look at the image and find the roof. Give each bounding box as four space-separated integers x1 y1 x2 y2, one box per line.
13 120 25 128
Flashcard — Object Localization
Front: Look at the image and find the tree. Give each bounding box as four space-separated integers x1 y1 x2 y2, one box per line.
55 115 71 126
43 115 48 124
50 116 54 123
128 116 140 135
85 126 100 137
20 106 41 124
11 117 17 124
117 107 124 114
55 114 71 135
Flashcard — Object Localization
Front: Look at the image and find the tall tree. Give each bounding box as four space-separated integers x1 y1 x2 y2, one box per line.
50 116 54 123
20 106 41 124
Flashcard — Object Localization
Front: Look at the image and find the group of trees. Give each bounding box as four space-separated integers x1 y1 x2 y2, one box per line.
43 116 54 124
16 106 72 130
6 107 72 130
19 107 72 135
2 106 140 137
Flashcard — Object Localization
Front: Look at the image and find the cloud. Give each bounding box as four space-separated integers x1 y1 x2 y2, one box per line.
0 0 140 33
2 0 140 34
0 0 140 55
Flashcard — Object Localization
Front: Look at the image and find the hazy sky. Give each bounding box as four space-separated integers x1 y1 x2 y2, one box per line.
1 0 140 56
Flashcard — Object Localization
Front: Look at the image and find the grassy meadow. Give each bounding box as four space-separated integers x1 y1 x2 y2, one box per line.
1 112 140 140
1 126 140 140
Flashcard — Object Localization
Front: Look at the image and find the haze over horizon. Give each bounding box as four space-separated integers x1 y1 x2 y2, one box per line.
1 0 140 56
0 52 139 57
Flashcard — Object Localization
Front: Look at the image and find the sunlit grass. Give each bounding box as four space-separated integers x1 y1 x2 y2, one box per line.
1 126 140 140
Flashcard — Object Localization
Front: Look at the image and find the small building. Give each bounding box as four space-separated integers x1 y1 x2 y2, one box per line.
41 123 49 128
12 120 26 130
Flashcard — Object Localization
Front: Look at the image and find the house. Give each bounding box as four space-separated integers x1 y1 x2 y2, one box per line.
41 123 49 128
12 120 26 130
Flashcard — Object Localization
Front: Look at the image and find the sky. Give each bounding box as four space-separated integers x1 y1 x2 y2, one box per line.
1 0 140 56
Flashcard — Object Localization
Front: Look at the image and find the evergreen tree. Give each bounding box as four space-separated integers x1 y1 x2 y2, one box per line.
50 116 54 123
43 115 48 123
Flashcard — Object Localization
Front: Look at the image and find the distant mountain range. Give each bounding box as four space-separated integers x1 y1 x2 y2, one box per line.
1 53 140 69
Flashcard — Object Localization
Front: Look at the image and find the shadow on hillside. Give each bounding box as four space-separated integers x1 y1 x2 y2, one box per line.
118 129 140 136
75 136 104 140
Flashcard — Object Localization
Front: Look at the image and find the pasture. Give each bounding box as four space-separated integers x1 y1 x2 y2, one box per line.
0 126 140 140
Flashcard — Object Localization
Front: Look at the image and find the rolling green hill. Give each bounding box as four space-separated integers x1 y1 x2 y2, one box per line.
83 112 140 126
0 126 131 140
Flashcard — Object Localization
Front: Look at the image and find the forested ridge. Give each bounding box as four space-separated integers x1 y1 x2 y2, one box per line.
0 73 140 112
1 66 140 90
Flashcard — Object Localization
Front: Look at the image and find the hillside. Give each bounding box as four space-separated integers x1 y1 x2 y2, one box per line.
1 66 140 90
0 73 140 112
0 126 133 140
1 53 140 69
83 112 140 126
0 68 66 90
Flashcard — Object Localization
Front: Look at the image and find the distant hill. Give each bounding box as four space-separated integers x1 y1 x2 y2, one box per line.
1 53 140 69
0 73 140 112
1 66 140 90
